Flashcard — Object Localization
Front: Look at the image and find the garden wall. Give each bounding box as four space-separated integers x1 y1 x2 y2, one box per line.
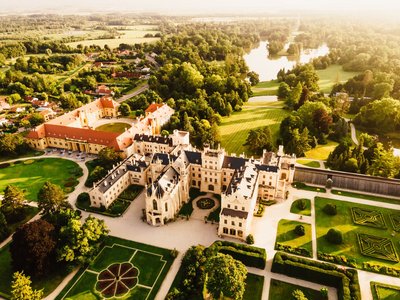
294 167 400 198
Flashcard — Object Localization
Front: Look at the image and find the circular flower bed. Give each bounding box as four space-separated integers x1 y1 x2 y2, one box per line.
96 262 139 298
196 198 215 210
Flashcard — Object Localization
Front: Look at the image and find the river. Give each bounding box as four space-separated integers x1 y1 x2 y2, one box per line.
244 41 330 81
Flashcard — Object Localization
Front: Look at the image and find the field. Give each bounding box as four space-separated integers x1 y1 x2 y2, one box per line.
296 159 321 168
219 100 289 155
56 236 175 300
304 140 338 160
275 219 313 257
66 25 160 49
0 158 82 201
251 80 279 97
315 197 400 271
0 244 70 298
331 190 400 205
95 122 131 133
316 64 359 93
268 279 323 300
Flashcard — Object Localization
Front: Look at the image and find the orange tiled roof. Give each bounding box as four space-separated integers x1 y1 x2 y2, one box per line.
145 103 163 113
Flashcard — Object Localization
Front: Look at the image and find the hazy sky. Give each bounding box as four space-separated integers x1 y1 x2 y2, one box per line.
1 0 400 15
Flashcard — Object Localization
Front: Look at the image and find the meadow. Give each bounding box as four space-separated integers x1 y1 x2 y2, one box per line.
316 64 359 93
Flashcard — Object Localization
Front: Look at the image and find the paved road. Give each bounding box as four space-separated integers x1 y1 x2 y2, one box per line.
116 83 149 103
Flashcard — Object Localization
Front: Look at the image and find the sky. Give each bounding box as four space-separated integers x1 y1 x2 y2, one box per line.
1 0 400 15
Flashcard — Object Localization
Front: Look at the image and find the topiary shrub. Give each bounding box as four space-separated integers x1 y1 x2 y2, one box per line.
326 228 343 244
323 203 337 216
294 224 305 236
292 289 308 300
246 234 254 245
297 199 307 210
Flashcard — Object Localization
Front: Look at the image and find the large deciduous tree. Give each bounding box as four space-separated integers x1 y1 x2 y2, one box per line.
10 271 43 300
37 181 68 215
2 185 25 218
244 126 274 155
204 253 247 300
10 219 57 277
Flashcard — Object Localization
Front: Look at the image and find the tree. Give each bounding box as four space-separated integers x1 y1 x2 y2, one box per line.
57 215 108 265
59 93 80 110
10 219 57 276
37 181 68 215
161 130 169 137
277 82 291 100
98 147 121 168
312 108 333 137
294 224 305 236
247 71 260 86
372 82 393 99
246 234 254 245
285 82 302 109
118 102 131 117
323 203 337 215
204 254 247 300
10 271 43 300
326 228 343 244
292 289 308 300
0 134 29 156
0 211 9 240
244 126 274 155
28 113 45 127
2 185 25 218
286 128 311 157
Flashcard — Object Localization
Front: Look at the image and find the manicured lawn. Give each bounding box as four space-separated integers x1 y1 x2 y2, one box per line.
316 64 359 93
95 122 131 133
305 140 338 160
290 198 311 216
0 149 44 162
275 219 313 257
315 197 400 271
243 273 264 300
0 158 82 202
293 182 326 193
371 281 400 300
219 102 289 155
251 80 279 96
297 159 320 168
268 279 323 300
56 236 175 300
0 244 70 298
332 190 400 205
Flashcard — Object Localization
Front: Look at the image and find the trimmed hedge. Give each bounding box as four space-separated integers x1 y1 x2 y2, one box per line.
272 252 361 300
210 241 266 269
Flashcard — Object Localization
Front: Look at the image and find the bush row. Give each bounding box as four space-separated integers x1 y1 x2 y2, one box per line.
272 252 361 300
317 252 358 268
210 240 266 269
362 262 400 278
275 243 311 258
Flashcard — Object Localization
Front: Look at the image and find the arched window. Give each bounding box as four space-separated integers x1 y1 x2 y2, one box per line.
165 202 168 212
153 200 158 210
280 173 287 180
208 184 214 191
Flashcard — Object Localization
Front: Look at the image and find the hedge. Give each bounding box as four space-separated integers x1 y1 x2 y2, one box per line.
210 241 266 269
272 252 361 300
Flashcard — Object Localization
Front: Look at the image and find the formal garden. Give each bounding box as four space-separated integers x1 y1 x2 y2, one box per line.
370 281 400 300
0 158 82 201
315 197 400 276
290 198 312 216
56 236 175 300
268 279 325 300
275 219 313 257
76 185 143 217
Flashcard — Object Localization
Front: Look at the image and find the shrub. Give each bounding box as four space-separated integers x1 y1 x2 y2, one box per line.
170 248 178 258
76 192 90 208
64 181 76 187
323 203 337 215
320 287 328 299
296 199 307 210
246 234 255 245
294 224 305 236
326 228 343 244
292 289 308 300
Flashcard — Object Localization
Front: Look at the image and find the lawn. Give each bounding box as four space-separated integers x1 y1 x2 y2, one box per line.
316 64 359 93
371 281 400 300
0 244 70 298
219 102 289 156
293 182 326 193
315 197 400 272
56 236 175 300
305 140 338 160
296 159 321 168
275 219 313 257
251 80 279 97
243 273 264 300
268 279 323 300
0 158 82 201
332 190 400 205
290 198 312 216
95 122 131 133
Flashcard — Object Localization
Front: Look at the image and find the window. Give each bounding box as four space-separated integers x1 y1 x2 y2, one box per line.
223 227 228 234
231 221 235 226
230 229 236 235
208 184 214 191
153 200 158 210
239 222 242 227
227 204 231 208
165 202 168 212
235 205 238 209
242 207 245 211
238 230 243 237
224 220 227 224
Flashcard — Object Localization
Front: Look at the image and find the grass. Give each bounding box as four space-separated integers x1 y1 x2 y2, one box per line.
268 279 323 300
275 219 313 257
293 182 326 193
0 158 82 202
290 198 311 216
296 159 320 168
332 190 400 205
219 102 289 156
251 80 279 97
243 273 264 300
0 244 70 298
371 281 400 300
95 122 131 133
0 150 44 162
316 64 359 93
315 197 400 271
304 140 338 160
56 236 175 300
